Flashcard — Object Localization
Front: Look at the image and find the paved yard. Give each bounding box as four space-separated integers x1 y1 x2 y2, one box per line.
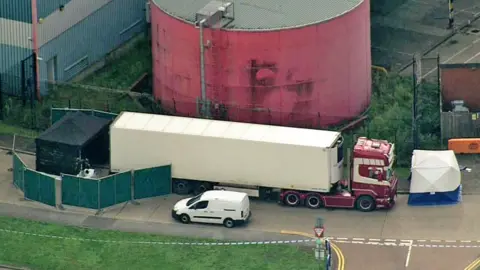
372 0 480 71
336 241 480 270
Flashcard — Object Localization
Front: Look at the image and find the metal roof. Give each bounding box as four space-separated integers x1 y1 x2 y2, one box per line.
151 0 364 30
112 112 341 148
200 190 247 201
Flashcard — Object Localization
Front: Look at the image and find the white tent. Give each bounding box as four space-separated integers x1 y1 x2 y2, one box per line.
408 150 462 206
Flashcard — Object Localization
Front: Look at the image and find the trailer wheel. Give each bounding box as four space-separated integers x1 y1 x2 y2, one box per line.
179 214 190 224
356 196 376 212
306 194 323 209
284 192 301 207
173 180 190 195
194 182 212 195
223 218 235 228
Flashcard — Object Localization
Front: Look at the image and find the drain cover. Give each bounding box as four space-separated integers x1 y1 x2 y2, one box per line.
469 28 480 34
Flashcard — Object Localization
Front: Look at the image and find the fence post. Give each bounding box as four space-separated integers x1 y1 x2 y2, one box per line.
130 170 139 205
12 134 16 152
22 165 26 200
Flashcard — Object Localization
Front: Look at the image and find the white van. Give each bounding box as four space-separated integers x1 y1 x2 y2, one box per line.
171 190 251 228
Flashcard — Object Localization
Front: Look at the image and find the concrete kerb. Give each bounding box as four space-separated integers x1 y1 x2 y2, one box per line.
397 14 480 73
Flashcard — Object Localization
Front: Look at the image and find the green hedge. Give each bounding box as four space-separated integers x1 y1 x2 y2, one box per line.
345 73 440 167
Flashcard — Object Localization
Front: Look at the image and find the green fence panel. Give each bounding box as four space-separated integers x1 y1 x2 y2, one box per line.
99 175 115 208
13 153 26 192
99 171 132 208
62 174 99 209
134 165 172 200
24 169 56 206
92 110 118 121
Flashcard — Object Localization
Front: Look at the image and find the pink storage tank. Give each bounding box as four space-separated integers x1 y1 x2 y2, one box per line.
150 0 371 127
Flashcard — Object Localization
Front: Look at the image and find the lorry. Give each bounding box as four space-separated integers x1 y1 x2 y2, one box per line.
110 112 398 212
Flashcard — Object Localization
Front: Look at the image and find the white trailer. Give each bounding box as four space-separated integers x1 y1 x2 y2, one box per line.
110 112 344 196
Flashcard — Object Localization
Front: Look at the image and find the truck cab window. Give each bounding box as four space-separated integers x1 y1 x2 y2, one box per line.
337 138 344 163
195 201 209 209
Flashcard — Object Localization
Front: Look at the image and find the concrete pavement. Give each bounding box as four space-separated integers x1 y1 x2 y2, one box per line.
337 241 480 270
372 0 480 71
4 151 480 241
400 17 480 80
4 151 480 269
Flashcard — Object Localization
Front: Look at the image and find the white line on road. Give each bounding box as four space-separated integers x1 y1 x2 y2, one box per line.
405 240 414 267
422 37 480 79
352 238 365 241
334 240 480 248
465 52 480 63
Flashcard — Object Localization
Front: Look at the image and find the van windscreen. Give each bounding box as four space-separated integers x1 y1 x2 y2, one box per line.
186 193 203 206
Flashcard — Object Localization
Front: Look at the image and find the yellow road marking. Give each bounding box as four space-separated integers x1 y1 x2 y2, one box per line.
280 230 345 270
464 256 480 270
331 241 345 270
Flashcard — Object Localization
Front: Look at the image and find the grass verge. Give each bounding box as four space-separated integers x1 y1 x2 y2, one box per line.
80 37 152 89
0 216 324 270
0 122 38 137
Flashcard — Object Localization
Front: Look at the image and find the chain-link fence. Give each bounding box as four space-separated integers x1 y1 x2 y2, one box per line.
0 81 160 131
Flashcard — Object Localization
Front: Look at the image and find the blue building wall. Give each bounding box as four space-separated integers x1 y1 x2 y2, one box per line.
1 0 146 96
37 0 73 20
0 0 32 22
0 0 32 96
38 0 147 94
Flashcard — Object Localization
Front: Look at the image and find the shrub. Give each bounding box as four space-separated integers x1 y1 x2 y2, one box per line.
345 72 440 167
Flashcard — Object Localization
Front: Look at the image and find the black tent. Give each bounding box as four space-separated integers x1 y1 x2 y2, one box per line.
35 111 111 175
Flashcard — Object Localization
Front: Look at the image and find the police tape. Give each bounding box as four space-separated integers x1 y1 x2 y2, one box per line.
0 228 316 246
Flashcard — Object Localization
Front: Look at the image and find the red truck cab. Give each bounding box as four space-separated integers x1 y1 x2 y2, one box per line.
347 137 398 211
279 137 398 212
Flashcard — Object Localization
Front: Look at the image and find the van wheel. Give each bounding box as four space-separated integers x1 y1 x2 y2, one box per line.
306 194 323 209
223 218 235 228
173 180 190 195
356 196 376 212
283 191 301 207
179 214 190 224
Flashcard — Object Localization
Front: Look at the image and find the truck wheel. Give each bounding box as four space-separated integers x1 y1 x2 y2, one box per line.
179 214 190 224
356 196 376 212
194 182 212 195
284 192 301 207
223 218 235 228
306 194 323 209
173 180 190 195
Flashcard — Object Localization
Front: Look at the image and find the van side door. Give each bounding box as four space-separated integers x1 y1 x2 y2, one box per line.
189 201 220 224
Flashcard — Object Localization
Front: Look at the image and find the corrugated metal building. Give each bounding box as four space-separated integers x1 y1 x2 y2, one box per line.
1 0 147 96
0 0 33 96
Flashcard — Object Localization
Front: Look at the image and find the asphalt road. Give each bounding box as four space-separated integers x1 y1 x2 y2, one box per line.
337 241 480 270
400 18 480 80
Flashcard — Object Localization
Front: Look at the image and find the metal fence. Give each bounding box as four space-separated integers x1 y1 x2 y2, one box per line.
12 151 172 210
51 107 118 125
441 112 480 140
